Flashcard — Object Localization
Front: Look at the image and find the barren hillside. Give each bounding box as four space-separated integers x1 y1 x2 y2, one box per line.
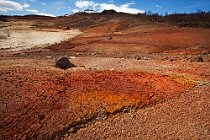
0 12 209 139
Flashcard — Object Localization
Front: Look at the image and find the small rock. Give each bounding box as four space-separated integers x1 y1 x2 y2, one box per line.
64 134 69 138
136 57 141 60
38 114 45 120
92 128 96 131
76 53 81 56
92 53 97 56
68 128 75 133
142 56 148 60
191 56 204 62
69 56 76 59
204 129 209 134
56 57 75 70
135 135 139 139
202 51 209 55
130 113 136 118
18 52 27 56
46 55 52 59
169 58 176 62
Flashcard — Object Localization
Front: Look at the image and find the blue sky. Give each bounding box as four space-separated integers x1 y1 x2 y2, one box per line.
0 0 210 16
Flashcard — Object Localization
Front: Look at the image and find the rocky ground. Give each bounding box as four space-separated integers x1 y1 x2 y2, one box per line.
0 15 209 139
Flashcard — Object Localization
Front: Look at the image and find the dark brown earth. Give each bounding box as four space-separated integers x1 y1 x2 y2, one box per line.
0 13 210 139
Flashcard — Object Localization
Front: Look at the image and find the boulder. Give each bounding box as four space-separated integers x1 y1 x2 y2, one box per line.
56 57 75 69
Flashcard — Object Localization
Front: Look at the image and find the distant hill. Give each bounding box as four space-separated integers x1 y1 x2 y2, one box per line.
1 10 210 29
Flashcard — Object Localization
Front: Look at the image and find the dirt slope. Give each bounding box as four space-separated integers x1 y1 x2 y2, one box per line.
67 84 210 140
0 13 210 139
0 57 209 139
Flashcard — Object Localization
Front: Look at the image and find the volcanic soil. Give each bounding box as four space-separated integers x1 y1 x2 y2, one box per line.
0 14 210 139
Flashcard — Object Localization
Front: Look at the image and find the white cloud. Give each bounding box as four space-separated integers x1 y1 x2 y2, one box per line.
26 9 38 13
0 0 30 13
156 5 162 9
23 3 30 8
0 7 7 12
41 2 46 6
0 0 54 17
26 9 55 17
75 0 95 9
29 0 36 2
34 12 55 17
74 0 144 14
72 9 79 13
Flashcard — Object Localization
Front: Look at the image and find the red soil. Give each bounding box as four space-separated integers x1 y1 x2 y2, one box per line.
0 66 193 139
0 14 210 139
45 24 210 62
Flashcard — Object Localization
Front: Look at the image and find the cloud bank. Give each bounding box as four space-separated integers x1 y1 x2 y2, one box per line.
0 0 144 16
0 0 29 12
26 9 55 17
74 0 144 14
0 0 54 17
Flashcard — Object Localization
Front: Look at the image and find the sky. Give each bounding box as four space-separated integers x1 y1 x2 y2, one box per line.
0 0 210 17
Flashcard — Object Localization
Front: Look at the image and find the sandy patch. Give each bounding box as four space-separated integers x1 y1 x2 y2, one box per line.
0 23 82 51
